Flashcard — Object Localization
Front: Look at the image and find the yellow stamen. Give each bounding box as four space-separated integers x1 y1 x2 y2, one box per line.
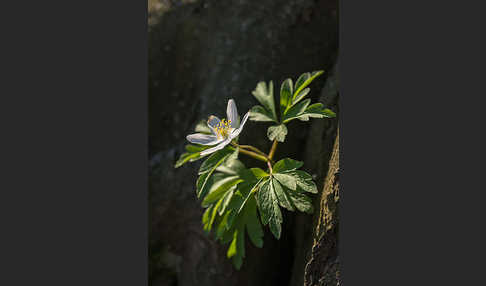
214 118 232 139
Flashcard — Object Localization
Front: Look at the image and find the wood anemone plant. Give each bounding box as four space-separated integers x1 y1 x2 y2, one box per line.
175 71 336 269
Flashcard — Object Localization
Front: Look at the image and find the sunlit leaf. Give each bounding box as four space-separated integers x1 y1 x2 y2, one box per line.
267 124 288 142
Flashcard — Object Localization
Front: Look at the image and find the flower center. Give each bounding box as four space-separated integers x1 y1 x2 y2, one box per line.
216 119 232 139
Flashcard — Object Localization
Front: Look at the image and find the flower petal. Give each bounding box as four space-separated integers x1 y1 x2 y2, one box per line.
200 138 232 156
226 99 239 128
207 115 221 135
186 133 222 145
230 112 250 138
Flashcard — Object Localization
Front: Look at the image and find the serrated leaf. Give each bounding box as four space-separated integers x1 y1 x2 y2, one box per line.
287 189 313 214
257 179 282 239
273 173 297 190
267 124 288 142
282 170 318 194
280 78 293 118
292 70 324 102
249 105 277 122
272 178 295 211
273 175 314 214
282 99 311 123
251 81 278 121
273 158 303 173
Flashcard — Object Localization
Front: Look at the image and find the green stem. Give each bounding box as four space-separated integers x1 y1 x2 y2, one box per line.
238 144 267 156
268 140 278 160
231 142 269 163
238 148 269 163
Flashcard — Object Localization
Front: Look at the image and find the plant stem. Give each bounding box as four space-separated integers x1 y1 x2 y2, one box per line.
238 148 269 163
238 144 267 156
268 140 278 160
231 142 269 163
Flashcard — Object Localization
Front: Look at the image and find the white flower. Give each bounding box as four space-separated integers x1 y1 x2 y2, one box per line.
186 99 250 156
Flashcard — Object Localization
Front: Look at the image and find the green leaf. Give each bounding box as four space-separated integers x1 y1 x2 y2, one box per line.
273 175 314 214
175 152 200 168
198 148 233 175
232 253 244 270
251 81 278 122
215 158 246 175
218 186 237 216
197 148 235 199
202 175 241 207
245 196 264 248
281 170 318 194
216 210 233 239
196 171 209 195
279 78 293 118
292 87 310 106
228 225 245 269
267 124 288 142
225 200 255 270
203 205 217 233
202 205 213 231
237 178 264 214
322 108 336 118
273 173 297 190
227 230 239 258
185 144 208 153
257 179 282 239
208 197 225 231
272 178 295 211
249 105 277 122
293 70 324 102
250 168 269 179
282 99 311 123
175 144 211 168
295 103 337 122
203 172 267 269
273 158 304 173
287 189 313 214
294 72 311 95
